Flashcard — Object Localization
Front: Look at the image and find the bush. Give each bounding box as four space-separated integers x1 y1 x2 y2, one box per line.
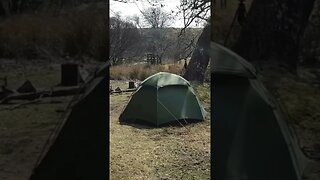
110 63 185 81
0 5 107 61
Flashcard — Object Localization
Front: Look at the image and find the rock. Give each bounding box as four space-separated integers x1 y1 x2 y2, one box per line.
115 87 121 92
17 80 36 93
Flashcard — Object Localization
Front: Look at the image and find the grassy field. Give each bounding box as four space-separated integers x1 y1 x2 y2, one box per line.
0 63 71 180
259 66 320 179
110 60 211 82
1 59 319 179
110 61 187 81
0 96 71 180
0 60 100 180
109 80 211 180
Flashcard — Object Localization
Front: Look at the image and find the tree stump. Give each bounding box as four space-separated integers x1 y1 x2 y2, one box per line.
0 76 7 87
129 81 136 89
61 63 81 86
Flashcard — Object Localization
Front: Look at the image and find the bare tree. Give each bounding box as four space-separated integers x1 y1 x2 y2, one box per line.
180 0 211 82
141 7 171 28
109 14 141 65
180 0 210 34
169 27 201 63
129 15 143 28
112 0 212 79
139 6 174 64
183 23 210 82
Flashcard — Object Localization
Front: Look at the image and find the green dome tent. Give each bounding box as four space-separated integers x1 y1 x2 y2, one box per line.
119 72 206 126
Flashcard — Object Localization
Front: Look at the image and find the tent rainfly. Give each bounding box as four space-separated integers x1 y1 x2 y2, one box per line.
210 41 307 180
119 72 206 126
29 64 108 180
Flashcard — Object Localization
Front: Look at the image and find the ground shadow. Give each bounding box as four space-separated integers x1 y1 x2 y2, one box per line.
119 119 204 129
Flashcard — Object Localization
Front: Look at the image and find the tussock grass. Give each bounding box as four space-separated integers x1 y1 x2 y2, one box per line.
110 63 185 81
193 83 211 112
0 5 107 61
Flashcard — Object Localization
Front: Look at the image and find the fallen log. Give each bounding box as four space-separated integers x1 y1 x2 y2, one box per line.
110 88 136 94
0 99 41 111
0 99 65 111
1 86 84 104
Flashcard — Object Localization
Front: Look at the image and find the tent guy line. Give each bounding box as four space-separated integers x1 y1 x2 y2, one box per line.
119 72 206 126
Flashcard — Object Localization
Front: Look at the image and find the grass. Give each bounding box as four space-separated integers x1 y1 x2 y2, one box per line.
193 83 211 107
0 61 98 180
260 68 320 126
0 4 107 61
109 80 211 180
110 63 186 81
109 59 210 82
0 62 60 89
0 95 72 180
259 67 320 179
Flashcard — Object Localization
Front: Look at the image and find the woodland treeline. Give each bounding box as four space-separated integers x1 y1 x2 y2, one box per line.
1 0 320 82
0 0 203 65
109 12 202 65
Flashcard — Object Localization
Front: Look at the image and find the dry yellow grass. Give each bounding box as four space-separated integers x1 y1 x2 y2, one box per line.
110 63 186 80
0 7 107 60
109 81 211 180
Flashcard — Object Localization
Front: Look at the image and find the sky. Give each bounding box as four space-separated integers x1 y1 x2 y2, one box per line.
110 0 207 28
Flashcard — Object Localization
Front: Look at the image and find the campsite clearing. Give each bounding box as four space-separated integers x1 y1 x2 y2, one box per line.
0 60 100 180
0 59 319 179
109 80 211 180
0 63 72 180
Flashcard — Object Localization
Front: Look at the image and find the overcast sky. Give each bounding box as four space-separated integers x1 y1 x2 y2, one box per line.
110 0 206 28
